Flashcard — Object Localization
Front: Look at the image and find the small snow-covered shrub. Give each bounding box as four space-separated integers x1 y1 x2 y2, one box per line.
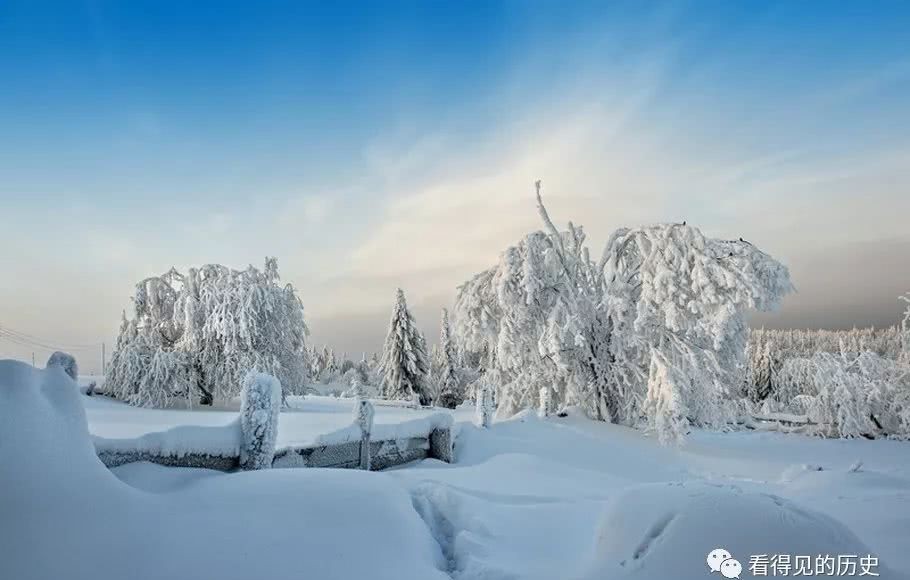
341 366 380 398
774 357 817 405
46 351 78 381
806 351 910 438
239 372 282 470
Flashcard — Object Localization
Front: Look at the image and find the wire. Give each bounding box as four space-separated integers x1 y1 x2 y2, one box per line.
0 325 104 352
0 325 103 348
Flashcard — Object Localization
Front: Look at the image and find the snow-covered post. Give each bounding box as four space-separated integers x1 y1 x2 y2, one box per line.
46 351 78 382
429 426 455 463
239 372 281 470
475 380 494 428
538 386 552 418
354 399 375 470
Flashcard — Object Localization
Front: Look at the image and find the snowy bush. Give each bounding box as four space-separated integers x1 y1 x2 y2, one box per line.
341 366 379 398
453 182 793 442
239 372 282 470
806 351 910 439
379 289 432 405
746 324 905 397
774 357 817 405
46 351 78 381
105 258 309 407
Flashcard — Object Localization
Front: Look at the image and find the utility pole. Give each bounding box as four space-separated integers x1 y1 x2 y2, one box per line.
102 342 106 375
31 352 35 367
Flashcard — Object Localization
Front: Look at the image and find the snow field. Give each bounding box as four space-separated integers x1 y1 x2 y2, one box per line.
2 362 909 579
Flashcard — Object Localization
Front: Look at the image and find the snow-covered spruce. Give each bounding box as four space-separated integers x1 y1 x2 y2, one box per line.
435 308 465 409
379 289 432 406
453 182 793 443
746 324 905 402
105 258 309 407
239 371 282 470
46 351 78 381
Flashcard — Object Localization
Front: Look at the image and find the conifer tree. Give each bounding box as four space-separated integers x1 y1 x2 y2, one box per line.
436 308 464 408
379 289 431 405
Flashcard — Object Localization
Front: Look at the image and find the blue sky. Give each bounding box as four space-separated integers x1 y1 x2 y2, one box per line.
1 1 909 368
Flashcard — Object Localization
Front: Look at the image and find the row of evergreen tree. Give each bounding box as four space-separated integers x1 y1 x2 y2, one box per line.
305 291 471 409
744 319 910 438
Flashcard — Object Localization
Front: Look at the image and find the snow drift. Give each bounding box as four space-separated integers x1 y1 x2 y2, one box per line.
576 481 906 580
0 360 450 580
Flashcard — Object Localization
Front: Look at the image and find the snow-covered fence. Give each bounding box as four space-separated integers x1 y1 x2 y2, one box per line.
95 411 455 472
238 372 282 470
750 412 818 434
94 377 455 472
272 412 454 470
354 399 375 470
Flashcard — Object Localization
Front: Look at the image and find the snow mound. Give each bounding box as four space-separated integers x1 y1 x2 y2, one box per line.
0 360 451 580
93 421 241 457
576 481 903 580
0 360 120 495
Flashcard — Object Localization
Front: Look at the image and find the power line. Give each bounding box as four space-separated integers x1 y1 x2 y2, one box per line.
0 324 104 351
0 325 103 348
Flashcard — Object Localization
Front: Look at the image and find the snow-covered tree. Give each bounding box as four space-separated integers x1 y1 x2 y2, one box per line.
239 371 281 470
747 339 780 402
343 368 379 399
46 351 78 381
901 292 910 365
774 356 817 405
380 289 431 405
453 182 793 442
105 258 309 407
435 308 464 409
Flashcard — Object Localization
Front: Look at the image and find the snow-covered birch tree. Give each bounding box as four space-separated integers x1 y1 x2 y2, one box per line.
105 258 309 407
453 182 794 442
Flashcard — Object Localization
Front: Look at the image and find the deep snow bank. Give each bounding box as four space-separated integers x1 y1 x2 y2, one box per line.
576 481 905 580
0 361 449 580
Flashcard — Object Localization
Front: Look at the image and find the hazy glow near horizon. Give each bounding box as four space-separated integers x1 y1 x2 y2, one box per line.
1 1 908 369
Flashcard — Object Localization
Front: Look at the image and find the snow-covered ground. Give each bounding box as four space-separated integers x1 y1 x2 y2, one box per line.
3 363 908 580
